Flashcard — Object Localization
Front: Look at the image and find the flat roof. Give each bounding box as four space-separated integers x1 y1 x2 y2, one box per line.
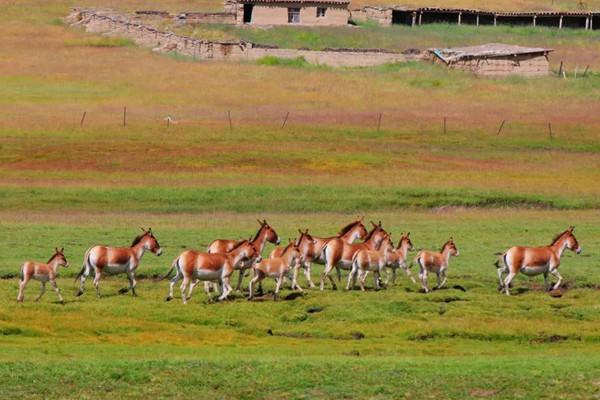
242 0 350 4
430 43 553 63
364 5 600 16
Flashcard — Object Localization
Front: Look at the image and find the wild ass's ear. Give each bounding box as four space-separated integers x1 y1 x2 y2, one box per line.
569 226 575 232
370 221 377 228
407 232 410 237
60 247 64 253
378 221 382 227
257 219 262 226
298 229 303 234
55 247 59 253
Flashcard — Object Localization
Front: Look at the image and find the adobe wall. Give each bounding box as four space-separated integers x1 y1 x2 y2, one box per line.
249 4 349 25
364 7 392 26
433 54 550 76
66 8 411 67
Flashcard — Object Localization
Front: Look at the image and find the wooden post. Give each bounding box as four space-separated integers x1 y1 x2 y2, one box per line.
80 111 87 127
496 120 506 136
227 110 232 131
476 14 479 26
583 65 590 77
458 12 462 25
377 113 382 131
585 16 589 30
559 15 563 29
123 106 127 126
443 117 447 134
281 112 289 129
411 11 416 27
533 15 536 27
494 14 497 26
558 60 563 77
418 11 422 25
548 123 553 138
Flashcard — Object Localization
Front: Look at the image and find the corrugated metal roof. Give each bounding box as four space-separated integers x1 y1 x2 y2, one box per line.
242 0 350 4
364 5 600 16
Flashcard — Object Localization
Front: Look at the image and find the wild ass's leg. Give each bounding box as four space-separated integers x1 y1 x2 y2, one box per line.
419 269 430 293
335 267 342 285
180 276 190 304
50 279 64 303
438 270 447 289
218 276 233 301
543 271 550 291
320 263 337 291
166 267 182 302
77 266 90 297
35 282 46 302
550 268 563 290
248 271 262 300
93 271 102 298
304 262 315 288
274 275 284 300
17 277 27 302
503 272 516 296
497 265 506 291
358 270 368 291
235 269 245 292
403 265 417 284
346 263 358 290
127 270 138 297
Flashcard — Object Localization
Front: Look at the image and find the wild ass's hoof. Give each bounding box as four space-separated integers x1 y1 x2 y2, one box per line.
118 288 129 294
75 290 83 297
165 296 173 302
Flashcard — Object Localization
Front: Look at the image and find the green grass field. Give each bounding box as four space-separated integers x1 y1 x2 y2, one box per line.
1 1 600 398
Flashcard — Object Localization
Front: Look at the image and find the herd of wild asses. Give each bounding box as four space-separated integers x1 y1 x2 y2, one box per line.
16 218 582 304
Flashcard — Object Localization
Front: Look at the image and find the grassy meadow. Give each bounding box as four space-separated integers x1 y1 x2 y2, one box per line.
1 1 600 399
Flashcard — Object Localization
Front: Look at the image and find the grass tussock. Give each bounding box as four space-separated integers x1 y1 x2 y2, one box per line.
64 36 135 48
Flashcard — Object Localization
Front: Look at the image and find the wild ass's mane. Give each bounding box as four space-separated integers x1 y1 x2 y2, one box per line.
131 232 148 247
440 240 453 253
337 220 361 237
363 226 381 242
550 229 571 246
230 239 249 251
46 252 59 264
281 242 294 256
252 223 266 242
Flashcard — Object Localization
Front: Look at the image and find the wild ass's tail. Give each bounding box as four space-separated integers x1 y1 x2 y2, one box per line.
75 248 92 281
493 253 508 269
159 257 180 280
19 264 24 282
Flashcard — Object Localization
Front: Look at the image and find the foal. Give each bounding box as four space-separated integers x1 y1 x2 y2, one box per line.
385 232 416 285
77 228 162 298
415 238 459 293
347 233 394 291
207 219 280 291
17 248 69 303
164 240 260 303
249 241 303 300
495 226 581 295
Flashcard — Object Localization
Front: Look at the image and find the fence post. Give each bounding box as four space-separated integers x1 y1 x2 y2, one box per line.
377 113 382 131
281 112 289 129
228 110 233 131
496 120 506 136
123 106 127 126
80 111 87 127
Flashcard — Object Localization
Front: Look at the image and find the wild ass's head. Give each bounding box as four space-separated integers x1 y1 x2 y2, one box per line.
233 239 262 265
282 239 303 266
257 219 281 245
376 233 394 253
441 237 459 257
133 228 162 256
397 232 414 252
552 226 582 254
48 247 69 268
365 220 388 247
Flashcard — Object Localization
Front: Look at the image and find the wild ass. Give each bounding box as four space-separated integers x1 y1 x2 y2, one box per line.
415 238 459 293
347 233 394 291
320 221 389 291
269 218 368 289
385 232 416 285
249 240 304 300
495 226 581 296
77 228 162 298
17 248 69 303
164 240 261 303
207 219 280 291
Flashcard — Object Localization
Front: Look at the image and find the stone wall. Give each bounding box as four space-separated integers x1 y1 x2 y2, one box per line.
66 8 412 67
363 7 392 26
248 4 349 25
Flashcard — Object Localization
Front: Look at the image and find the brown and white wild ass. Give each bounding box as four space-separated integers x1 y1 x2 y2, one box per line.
207 219 280 291
164 240 260 303
17 248 69 303
495 226 581 296
249 240 304 300
415 238 459 293
385 233 416 285
269 218 368 289
76 228 162 298
320 221 389 291
347 233 394 291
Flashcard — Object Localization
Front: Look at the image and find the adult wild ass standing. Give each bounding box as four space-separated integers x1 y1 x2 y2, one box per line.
320 221 389 291
164 240 260 303
207 219 280 291
17 248 69 303
269 218 368 289
415 238 459 293
495 226 581 296
76 228 162 298
347 233 394 291
386 232 417 285
249 240 304 300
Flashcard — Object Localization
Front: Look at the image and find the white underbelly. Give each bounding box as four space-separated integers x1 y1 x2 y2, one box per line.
193 269 221 281
521 265 548 276
33 274 49 282
103 264 129 275
338 260 353 270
